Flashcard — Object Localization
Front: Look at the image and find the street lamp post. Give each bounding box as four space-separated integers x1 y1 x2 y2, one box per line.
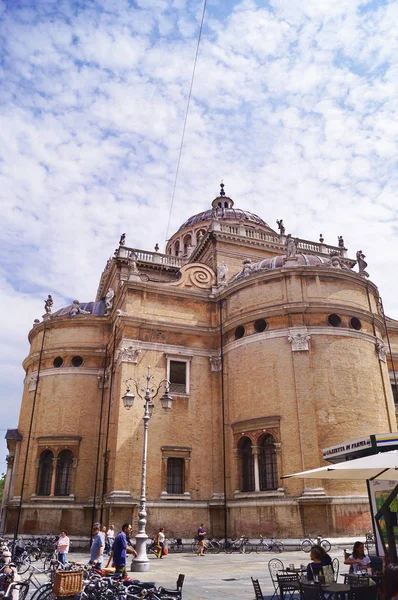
122 367 172 572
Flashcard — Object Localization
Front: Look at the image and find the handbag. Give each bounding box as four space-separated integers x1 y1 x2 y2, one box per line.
163 546 168 556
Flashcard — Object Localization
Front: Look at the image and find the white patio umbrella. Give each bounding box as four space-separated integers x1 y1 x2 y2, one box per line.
282 450 398 481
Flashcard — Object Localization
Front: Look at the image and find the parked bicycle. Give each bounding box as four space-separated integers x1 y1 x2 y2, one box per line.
191 538 222 554
166 537 184 553
256 535 284 553
225 535 252 554
300 534 331 553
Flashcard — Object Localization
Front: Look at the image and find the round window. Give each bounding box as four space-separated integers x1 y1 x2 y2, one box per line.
254 319 268 333
71 356 83 367
350 317 362 331
53 357 63 368
328 314 342 327
234 326 245 340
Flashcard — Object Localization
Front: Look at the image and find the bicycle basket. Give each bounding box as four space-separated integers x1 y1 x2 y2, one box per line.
52 570 83 596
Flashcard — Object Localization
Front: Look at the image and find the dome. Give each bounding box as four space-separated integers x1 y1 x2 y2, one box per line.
252 254 331 271
231 253 335 283
177 206 270 232
52 299 106 317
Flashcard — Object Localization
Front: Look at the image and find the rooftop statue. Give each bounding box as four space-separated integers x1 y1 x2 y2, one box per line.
44 295 53 314
119 233 126 246
69 300 90 316
276 219 285 235
217 262 228 284
356 250 369 278
285 234 298 259
105 288 115 316
338 235 345 249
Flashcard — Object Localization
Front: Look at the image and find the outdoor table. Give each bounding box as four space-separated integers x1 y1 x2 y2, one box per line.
322 582 350 600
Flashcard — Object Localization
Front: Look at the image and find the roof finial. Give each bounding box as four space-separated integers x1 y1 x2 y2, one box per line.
220 180 225 196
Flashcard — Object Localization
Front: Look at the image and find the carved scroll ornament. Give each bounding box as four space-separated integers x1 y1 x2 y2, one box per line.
170 263 216 290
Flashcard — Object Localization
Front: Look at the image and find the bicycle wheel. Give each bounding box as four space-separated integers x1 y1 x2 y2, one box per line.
256 542 266 554
320 539 331 552
16 553 31 575
225 542 234 554
301 540 312 553
210 541 221 554
239 542 252 554
31 583 56 600
272 541 284 553
191 541 200 554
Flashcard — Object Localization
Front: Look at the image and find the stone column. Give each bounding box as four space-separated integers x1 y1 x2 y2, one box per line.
50 457 58 496
252 446 260 492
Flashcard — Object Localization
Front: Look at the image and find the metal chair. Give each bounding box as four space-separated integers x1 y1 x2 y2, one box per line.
252 577 266 600
348 585 378 600
300 582 328 600
332 558 339 582
276 572 300 600
344 575 370 587
268 558 284 600
157 574 185 599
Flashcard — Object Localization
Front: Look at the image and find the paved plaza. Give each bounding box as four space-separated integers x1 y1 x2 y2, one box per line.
67 547 350 599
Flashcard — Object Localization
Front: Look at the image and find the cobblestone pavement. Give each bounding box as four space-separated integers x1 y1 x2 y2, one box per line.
61 547 349 599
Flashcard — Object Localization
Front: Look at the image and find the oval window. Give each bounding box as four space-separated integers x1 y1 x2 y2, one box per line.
71 356 83 367
235 326 245 340
254 319 268 333
53 357 63 368
328 314 342 327
350 317 362 331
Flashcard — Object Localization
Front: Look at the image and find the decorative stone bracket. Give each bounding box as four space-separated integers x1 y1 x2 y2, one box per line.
375 339 388 363
209 355 222 371
25 373 38 392
288 329 311 352
116 343 141 364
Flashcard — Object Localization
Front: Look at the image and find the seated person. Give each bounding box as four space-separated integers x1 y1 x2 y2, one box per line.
383 563 398 600
344 542 371 573
307 545 332 581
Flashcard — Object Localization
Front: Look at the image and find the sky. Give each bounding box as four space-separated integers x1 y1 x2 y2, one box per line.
1 0 398 468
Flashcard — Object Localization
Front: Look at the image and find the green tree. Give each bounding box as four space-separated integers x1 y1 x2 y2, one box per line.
0 473 6 504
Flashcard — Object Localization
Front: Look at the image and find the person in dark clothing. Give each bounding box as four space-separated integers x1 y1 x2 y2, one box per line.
106 522 137 577
306 546 332 581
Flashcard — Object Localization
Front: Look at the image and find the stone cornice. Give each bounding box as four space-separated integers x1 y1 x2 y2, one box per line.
221 301 384 332
223 326 384 355
120 338 219 358
24 367 102 383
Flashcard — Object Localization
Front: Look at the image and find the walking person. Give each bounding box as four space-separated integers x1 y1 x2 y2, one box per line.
106 522 137 577
90 523 105 569
156 528 166 559
196 524 206 556
57 530 70 565
106 524 115 555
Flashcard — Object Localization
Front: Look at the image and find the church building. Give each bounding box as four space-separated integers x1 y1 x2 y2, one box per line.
2 185 397 539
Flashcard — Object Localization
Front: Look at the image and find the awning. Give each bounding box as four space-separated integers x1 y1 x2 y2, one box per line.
282 450 398 481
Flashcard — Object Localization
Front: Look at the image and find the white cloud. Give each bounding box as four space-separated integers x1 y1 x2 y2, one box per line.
0 0 398 464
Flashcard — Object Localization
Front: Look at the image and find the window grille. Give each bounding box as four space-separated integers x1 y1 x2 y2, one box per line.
259 435 278 490
169 361 186 394
37 450 53 496
55 449 74 496
167 457 184 494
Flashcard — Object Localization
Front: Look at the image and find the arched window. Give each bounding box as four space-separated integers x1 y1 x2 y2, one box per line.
183 234 192 255
55 449 74 496
37 450 53 496
174 240 180 257
238 437 254 492
224 202 228 208
258 435 278 490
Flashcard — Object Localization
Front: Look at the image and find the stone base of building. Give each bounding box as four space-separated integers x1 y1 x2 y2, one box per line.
3 495 371 538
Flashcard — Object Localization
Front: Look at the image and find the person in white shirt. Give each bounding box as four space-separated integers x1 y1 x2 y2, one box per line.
156 527 166 559
57 530 70 565
344 541 371 573
106 524 115 555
